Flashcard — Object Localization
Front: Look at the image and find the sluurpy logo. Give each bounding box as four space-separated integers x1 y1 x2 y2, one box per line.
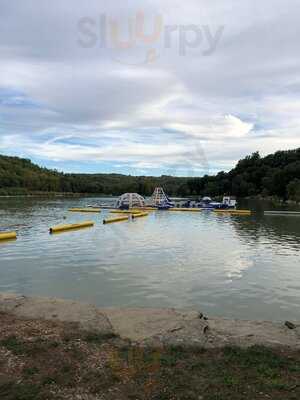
77 11 225 66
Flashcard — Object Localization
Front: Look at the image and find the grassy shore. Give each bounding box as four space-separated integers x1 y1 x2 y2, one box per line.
0 312 299 400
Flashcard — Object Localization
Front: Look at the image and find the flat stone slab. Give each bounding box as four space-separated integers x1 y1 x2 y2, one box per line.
208 318 300 348
0 293 299 348
0 293 112 334
103 307 207 342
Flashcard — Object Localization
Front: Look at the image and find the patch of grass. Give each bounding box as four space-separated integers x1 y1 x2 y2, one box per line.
26 340 60 356
267 378 290 391
146 345 300 400
1 315 300 400
61 331 80 343
82 368 120 393
23 367 40 377
65 342 85 361
82 331 118 344
223 345 286 370
0 381 45 400
0 336 26 355
40 362 75 388
160 352 178 367
42 376 57 386
62 329 117 344
60 363 72 374
222 375 240 387
0 336 60 356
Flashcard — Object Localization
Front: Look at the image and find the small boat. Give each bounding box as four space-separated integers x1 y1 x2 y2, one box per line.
198 196 237 210
157 200 175 210
177 196 237 210
198 197 216 209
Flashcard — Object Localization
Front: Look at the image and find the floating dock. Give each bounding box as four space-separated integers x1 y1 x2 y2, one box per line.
110 210 141 215
50 221 94 234
103 216 129 224
132 207 157 211
169 208 202 212
0 231 17 241
69 208 101 213
264 211 300 216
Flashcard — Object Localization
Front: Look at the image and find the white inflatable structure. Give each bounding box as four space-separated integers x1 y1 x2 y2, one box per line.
150 187 171 206
115 193 146 209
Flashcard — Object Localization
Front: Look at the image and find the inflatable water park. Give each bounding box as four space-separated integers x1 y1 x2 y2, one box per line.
0 187 251 242
80 187 251 218
89 187 241 212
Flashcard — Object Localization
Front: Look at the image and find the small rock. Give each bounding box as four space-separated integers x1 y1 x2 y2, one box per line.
203 325 209 334
170 326 183 333
285 321 296 330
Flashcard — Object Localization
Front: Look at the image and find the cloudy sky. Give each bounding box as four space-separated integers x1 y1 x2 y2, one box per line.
0 0 300 176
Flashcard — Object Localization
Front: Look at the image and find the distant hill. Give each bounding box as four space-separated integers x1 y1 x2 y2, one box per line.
0 155 188 196
0 149 300 201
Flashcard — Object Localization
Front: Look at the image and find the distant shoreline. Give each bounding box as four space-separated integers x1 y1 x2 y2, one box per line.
0 193 299 206
0 193 108 198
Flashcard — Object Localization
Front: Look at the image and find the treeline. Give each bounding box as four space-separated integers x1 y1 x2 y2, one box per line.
0 155 189 197
185 149 300 202
0 148 300 201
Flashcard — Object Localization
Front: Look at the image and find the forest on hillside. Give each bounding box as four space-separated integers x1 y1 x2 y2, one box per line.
0 148 300 201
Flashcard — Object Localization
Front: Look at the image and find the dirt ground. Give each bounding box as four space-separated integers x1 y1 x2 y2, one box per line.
0 312 300 400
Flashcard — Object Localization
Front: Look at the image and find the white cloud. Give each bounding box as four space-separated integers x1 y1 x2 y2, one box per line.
166 115 253 139
0 0 300 174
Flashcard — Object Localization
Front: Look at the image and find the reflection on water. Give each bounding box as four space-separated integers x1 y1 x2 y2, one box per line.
0 197 299 321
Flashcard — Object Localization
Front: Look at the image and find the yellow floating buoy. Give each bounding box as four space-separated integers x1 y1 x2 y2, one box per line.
50 221 94 234
110 210 141 215
0 231 17 241
214 209 251 215
132 212 149 219
169 208 202 212
103 216 129 224
69 208 101 213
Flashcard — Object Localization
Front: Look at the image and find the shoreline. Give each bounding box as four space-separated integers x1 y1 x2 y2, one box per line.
0 193 89 198
1 293 299 349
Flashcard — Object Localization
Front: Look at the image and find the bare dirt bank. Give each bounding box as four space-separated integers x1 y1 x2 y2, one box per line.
1 293 299 349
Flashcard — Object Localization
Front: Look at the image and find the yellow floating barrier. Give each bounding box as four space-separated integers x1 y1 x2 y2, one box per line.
103 216 129 224
69 208 101 213
0 231 17 241
132 212 149 219
214 209 251 215
131 207 157 211
169 208 202 212
110 210 141 215
50 221 94 234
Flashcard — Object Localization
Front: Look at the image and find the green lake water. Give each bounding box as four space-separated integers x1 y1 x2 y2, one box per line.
0 197 300 321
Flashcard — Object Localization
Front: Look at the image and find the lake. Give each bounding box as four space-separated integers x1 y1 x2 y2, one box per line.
0 197 300 321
